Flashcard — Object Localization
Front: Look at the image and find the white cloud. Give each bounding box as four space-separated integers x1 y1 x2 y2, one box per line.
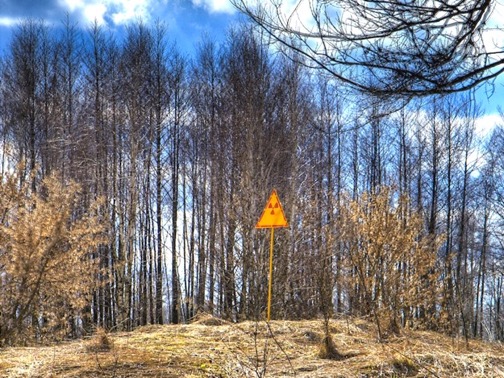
474 113 502 138
82 3 108 24
488 0 504 28
191 0 237 14
59 0 152 25
61 0 85 12
468 113 503 175
110 0 151 24
0 17 20 27
481 1 504 55
280 0 316 30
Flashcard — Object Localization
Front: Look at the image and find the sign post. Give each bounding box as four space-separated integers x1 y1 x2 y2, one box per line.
256 189 288 321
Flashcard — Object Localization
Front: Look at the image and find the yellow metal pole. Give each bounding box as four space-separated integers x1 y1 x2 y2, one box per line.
267 227 274 322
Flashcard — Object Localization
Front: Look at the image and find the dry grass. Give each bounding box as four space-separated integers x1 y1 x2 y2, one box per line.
85 328 113 353
0 317 503 377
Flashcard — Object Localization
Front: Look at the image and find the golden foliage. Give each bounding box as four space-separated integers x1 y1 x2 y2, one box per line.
338 187 444 335
0 170 106 345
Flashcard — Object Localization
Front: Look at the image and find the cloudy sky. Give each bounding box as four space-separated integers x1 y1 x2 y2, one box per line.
0 0 239 54
0 0 502 116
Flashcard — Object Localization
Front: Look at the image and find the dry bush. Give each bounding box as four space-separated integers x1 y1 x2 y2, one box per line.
190 312 229 326
318 333 345 360
391 353 419 376
0 170 106 346
302 330 322 343
85 327 113 353
338 187 443 339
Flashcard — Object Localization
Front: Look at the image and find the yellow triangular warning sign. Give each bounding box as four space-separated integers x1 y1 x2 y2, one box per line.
256 189 288 228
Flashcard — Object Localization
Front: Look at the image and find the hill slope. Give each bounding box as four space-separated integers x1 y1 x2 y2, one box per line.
1 316 503 377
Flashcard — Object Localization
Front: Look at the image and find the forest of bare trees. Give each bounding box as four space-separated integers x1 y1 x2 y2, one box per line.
0 16 503 346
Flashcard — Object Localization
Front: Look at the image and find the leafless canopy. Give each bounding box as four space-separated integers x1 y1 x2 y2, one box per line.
233 0 504 96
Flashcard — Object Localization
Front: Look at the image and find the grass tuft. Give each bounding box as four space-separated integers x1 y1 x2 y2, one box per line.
391 353 418 376
318 334 345 360
85 327 113 353
190 312 229 326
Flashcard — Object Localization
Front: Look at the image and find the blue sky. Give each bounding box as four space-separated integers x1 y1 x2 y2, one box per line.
0 0 240 55
0 0 502 119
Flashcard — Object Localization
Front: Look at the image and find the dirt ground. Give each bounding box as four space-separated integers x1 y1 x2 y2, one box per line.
1 316 503 377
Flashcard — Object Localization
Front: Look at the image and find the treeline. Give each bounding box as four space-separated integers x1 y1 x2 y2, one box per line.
0 17 503 344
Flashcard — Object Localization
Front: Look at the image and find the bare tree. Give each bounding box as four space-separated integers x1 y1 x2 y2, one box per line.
151 21 170 325
117 21 155 329
233 0 504 96
189 36 223 315
167 50 188 324
1 20 47 189
83 20 118 329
